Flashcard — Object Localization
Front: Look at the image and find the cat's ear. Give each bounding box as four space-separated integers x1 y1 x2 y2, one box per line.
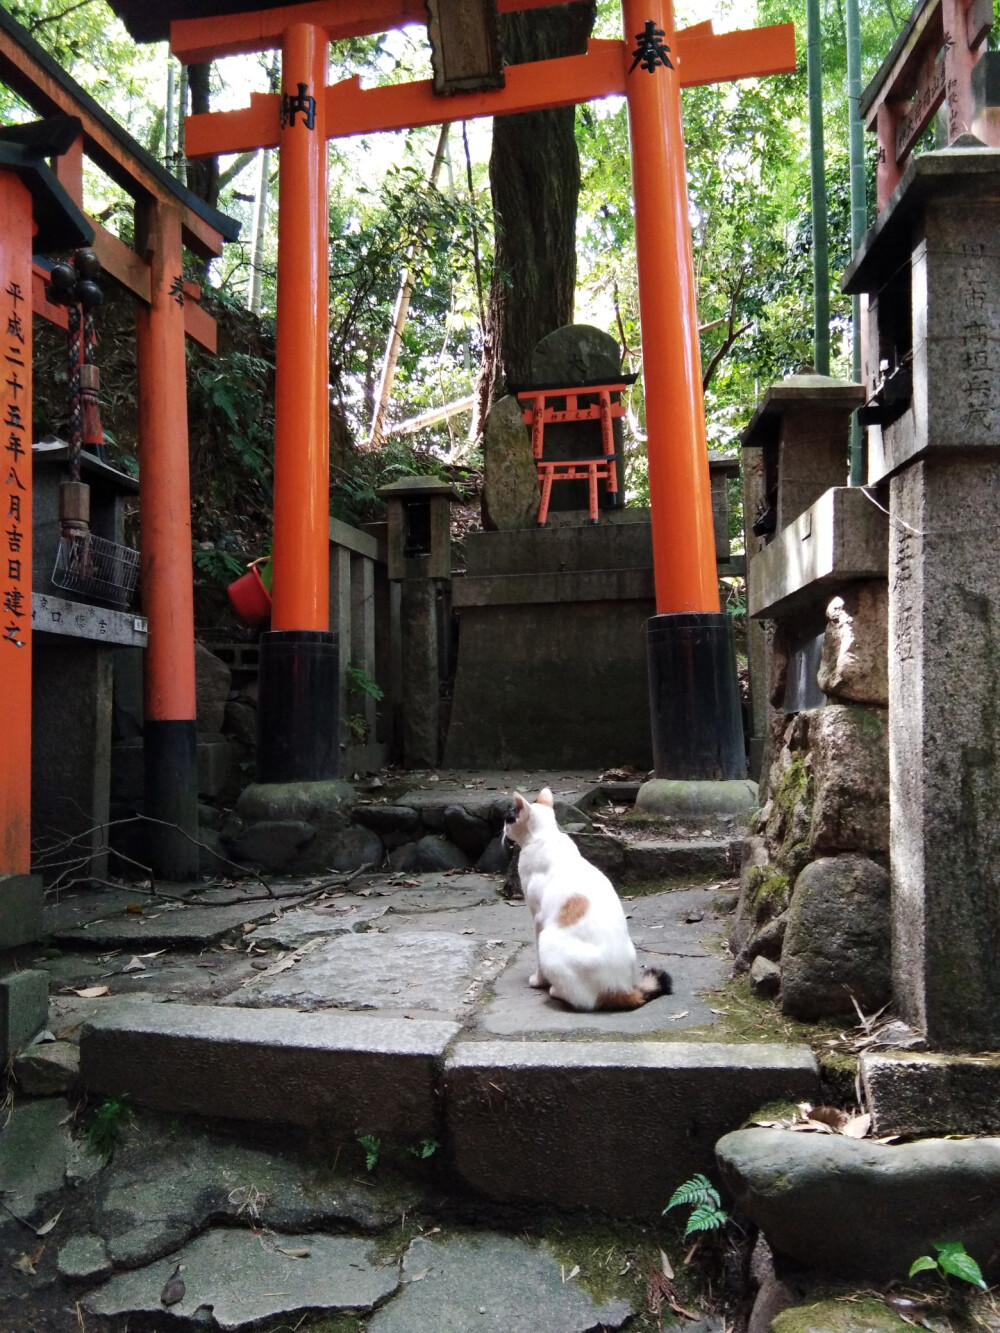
536 787 554 807
514 792 530 814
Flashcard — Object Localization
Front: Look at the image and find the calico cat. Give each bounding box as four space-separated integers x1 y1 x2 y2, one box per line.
504 787 672 1012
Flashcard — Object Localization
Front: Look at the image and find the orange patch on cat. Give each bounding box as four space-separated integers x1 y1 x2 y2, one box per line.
595 987 645 1011
556 893 590 927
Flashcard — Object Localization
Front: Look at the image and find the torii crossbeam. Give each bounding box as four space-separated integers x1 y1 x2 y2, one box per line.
164 0 795 781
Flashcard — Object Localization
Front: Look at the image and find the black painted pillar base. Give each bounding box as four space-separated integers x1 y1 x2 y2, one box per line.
257 629 339 783
646 612 747 780
144 719 199 879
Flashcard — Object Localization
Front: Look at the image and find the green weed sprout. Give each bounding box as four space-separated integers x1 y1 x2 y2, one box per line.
357 1134 381 1172
909 1241 988 1291
663 1173 728 1237
84 1097 135 1163
408 1138 439 1160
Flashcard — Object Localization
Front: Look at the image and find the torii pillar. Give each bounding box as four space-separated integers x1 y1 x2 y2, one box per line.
170 0 794 783
622 0 747 779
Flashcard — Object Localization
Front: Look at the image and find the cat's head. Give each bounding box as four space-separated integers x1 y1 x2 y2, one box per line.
503 787 555 847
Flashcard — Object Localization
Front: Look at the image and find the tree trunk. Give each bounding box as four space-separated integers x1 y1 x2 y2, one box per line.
186 62 219 208
475 0 596 431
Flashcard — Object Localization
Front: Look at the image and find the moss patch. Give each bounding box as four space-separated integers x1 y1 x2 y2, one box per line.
773 1296 914 1333
745 864 791 918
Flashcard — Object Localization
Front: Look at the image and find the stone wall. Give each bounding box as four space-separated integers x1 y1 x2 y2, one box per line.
732 581 891 1019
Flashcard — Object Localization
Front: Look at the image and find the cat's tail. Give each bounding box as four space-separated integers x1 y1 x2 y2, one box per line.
595 968 673 1011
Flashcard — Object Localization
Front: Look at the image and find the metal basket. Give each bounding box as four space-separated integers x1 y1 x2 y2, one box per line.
52 531 140 607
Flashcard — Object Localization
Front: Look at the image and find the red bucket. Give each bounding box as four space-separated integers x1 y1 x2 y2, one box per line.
227 561 272 627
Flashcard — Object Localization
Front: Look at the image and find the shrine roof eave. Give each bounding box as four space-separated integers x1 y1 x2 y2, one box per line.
0 7 240 245
106 0 295 43
858 0 936 121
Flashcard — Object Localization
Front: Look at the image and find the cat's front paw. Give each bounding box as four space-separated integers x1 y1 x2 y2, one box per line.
528 971 549 989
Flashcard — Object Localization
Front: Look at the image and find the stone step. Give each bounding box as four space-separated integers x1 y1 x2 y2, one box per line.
80 1004 819 1219
574 831 741 883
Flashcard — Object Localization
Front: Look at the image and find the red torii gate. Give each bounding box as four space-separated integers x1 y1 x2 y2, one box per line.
117 0 795 781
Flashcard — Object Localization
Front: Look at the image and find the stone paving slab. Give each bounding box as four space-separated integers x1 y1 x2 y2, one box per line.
85 1230 400 1328
51 894 314 948
444 1040 820 1218
81 1003 461 1139
0 1099 69 1227
94 1110 424 1269
232 930 515 1018
367 1233 634 1333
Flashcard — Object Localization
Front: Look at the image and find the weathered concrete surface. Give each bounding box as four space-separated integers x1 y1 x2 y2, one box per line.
717 1127 1000 1280
85 1230 400 1328
50 890 314 948
234 931 512 1019
367 1233 634 1333
0 1099 69 1227
57 1234 112 1282
0 872 43 951
81 1003 460 1139
95 1111 422 1268
445 1041 818 1217
861 1050 1000 1136
0 967 49 1060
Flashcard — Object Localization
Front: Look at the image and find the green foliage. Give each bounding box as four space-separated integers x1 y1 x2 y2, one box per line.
192 543 245 587
346 664 384 702
83 1096 134 1164
408 1137 439 1159
909 1242 988 1290
663 1173 728 1237
357 1133 381 1172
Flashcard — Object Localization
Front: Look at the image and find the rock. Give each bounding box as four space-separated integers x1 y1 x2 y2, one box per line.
749 955 781 998
818 584 888 707
553 800 593 832
481 394 539 531
13 1039 79 1095
352 803 423 848
58 1234 112 1282
740 913 788 971
772 1298 912 1333
716 1127 1000 1281
780 854 890 1020
86 1231 400 1329
476 836 511 874
324 824 384 872
65 1135 105 1186
197 801 223 832
223 698 257 748
232 780 363 874
489 796 515 830
502 846 522 899
531 322 622 384
224 819 316 872
198 827 244 877
730 836 769 955
808 705 888 857
748 1278 800 1333
390 835 469 873
195 641 232 734
442 804 492 858
366 1232 634 1333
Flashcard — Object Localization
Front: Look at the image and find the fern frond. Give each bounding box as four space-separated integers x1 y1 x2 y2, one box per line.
683 1202 728 1236
663 1173 719 1214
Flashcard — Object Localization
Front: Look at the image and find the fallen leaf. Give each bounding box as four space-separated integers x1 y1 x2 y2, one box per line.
55 1024 80 1041
806 1105 849 1131
660 1249 674 1279
684 910 705 924
276 1246 310 1259
35 1211 62 1237
219 943 237 952
72 986 110 999
242 923 257 934
842 1112 872 1139
407 1268 430 1283
460 929 475 935
125 905 145 915
668 1010 690 1021
562 1264 580 1283
139 949 167 958
160 1264 185 1306
12 1253 37 1275
423 1227 442 1236
121 958 146 974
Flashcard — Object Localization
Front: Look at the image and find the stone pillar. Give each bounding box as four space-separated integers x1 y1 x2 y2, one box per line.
844 143 1000 1049
889 456 1000 1046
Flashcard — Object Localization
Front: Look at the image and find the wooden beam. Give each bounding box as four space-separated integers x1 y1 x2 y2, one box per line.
31 263 67 328
171 0 578 62
187 25 796 156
